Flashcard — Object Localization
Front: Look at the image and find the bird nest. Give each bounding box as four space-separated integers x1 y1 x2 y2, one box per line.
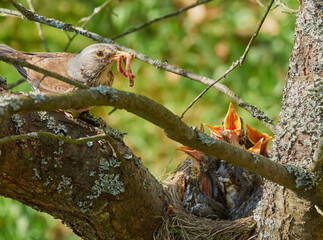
154 209 255 240
153 170 257 240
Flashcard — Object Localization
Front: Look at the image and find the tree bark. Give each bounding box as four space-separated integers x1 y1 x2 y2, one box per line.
0 0 323 239
255 0 323 239
0 104 168 240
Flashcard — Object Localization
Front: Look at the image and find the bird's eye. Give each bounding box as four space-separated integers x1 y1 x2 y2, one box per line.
96 50 104 57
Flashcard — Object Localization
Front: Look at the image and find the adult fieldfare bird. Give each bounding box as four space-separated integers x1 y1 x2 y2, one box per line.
0 43 135 93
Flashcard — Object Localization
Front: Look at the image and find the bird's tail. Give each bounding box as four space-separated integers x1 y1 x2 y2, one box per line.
0 44 29 86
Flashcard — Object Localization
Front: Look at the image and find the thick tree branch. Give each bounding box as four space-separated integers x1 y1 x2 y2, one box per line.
1 87 319 202
6 0 275 131
254 1 323 237
0 108 168 239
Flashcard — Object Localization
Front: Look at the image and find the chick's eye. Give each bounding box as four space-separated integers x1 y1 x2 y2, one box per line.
96 50 104 57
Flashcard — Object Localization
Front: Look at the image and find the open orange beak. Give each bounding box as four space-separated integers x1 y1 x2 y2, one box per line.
221 103 244 146
224 103 242 133
176 146 203 162
248 138 264 154
246 124 272 145
246 124 272 156
111 51 135 87
204 123 223 139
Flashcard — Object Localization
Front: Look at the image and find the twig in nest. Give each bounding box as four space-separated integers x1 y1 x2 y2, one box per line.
153 208 256 240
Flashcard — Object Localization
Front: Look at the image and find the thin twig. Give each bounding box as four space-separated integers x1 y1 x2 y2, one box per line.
6 78 26 90
275 0 298 14
179 62 238 119
0 8 23 17
108 107 117 115
0 131 109 145
64 0 112 52
79 0 112 24
157 158 175 181
255 0 265 8
180 0 275 120
0 55 88 89
6 0 275 131
26 0 49 51
110 0 213 40
240 0 275 64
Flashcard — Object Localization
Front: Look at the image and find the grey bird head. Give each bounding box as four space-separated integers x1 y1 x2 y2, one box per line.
67 43 129 86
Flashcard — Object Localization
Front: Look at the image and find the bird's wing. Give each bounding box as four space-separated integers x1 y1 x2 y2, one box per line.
25 53 78 93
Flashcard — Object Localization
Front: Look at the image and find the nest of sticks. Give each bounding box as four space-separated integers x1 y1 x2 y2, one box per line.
154 171 257 240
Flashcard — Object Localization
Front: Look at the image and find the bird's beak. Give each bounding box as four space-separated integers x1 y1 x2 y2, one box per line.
110 51 135 87
224 103 241 131
246 124 272 145
204 123 223 139
176 146 203 162
248 138 264 154
110 51 132 61
246 124 272 156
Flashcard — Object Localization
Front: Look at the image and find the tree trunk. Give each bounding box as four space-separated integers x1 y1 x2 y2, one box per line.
0 0 322 239
0 104 168 240
255 0 323 239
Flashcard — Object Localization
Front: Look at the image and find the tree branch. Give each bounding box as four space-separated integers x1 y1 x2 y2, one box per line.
0 130 109 145
110 0 213 40
6 78 25 90
26 0 49 51
0 107 168 239
0 87 316 200
0 7 23 17
64 0 112 51
180 0 275 120
6 0 275 131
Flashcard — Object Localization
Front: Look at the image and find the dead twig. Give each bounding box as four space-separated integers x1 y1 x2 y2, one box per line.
111 0 213 40
0 8 23 17
6 78 26 90
64 0 113 51
274 0 298 14
26 0 49 51
180 0 275 123
0 130 109 145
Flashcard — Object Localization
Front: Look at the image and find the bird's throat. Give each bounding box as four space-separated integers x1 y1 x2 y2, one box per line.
90 66 114 87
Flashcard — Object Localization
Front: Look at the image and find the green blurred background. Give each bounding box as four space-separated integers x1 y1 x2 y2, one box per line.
0 0 297 239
